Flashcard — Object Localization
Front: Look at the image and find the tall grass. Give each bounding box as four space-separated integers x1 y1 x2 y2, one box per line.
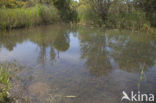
0 65 10 102
0 4 59 29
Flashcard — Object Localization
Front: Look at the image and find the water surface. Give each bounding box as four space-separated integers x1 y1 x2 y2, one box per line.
0 24 156 103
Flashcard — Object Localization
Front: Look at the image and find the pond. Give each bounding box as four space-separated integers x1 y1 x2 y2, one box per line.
0 24 156 103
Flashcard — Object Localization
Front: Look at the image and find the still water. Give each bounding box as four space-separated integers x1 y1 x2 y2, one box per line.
0 24 156 103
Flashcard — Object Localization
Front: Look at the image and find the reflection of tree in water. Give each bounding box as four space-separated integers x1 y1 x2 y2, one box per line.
0 29 32 51
35 31 70 65
50 47 56 65
0 25 71 66
79 29 112 76
38 44 47 65
34 33 51 65
53 32 70 52
79 28 156 75
0 34 22 51
105 31 156 73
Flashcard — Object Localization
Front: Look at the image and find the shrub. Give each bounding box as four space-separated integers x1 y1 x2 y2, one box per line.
78 4 100 25
107 1 150 30
0 4 59 29
0 0 26 8
38 4 60 24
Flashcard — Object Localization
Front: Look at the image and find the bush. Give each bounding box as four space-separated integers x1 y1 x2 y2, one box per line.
106 1 150 30
0 4 59 29
0 0 26 8
78 4 100 25
37 4 60 24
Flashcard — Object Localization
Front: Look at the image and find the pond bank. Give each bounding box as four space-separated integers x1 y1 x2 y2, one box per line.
0 63 26 103
0 4 59 30
0 65 10 102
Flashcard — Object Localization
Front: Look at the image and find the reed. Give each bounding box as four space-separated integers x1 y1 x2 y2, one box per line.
0 65 10 102
0 4 59 29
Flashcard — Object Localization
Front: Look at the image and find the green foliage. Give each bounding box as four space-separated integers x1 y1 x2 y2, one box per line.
53 0 78 22
87 0 112 22
78 0 153 31
0 0 155 31
134 0 156 27
0 4 59 29
37 4 60 23
78 3 100 25
0 0 26 8
0 65 10 102
107 0 150 30
0 0 78 29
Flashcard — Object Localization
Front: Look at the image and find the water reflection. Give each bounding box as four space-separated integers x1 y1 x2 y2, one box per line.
0 25 156 103
0 25 71 66
78 28 156 75
0 25 156 74
105 30 156 73
78 29 113 76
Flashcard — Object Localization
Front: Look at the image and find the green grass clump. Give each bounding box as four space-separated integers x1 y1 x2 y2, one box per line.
0 65 10 102
0 4 59 29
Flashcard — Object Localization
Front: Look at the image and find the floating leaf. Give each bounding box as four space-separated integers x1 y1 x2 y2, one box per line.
65 95 77 98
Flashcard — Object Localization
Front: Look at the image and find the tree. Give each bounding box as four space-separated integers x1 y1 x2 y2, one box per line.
134 0 156 26
52 0 78 22
88 0 112 21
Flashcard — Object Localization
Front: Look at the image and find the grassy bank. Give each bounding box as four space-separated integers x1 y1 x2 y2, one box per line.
0 65 10 102
0 0 155 32
0 4 59 29
0 63 22 103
